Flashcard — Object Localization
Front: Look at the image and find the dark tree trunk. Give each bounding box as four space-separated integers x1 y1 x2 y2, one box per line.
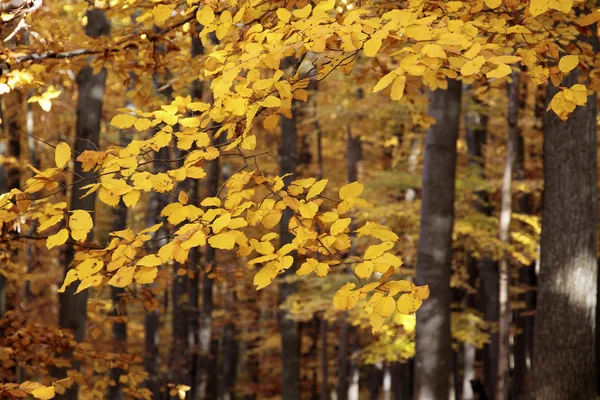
279 95 301 400
464 92 497 400
144 147 171 399
512 77 534 400
199 130 220 400
56 9 109 400
533 55 598 399
108 199 128 400
392 361 413 399
496 66 521 400
414 80 462 400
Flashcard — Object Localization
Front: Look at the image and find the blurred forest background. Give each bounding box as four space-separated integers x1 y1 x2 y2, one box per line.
0 0 598 399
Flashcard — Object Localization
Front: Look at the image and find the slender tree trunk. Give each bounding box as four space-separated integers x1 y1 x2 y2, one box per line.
56 10 109 400
0 96 7 319
495 67 520 400
279 93 301 400
414 80 462 400
144 147 170 399
464 93 498 399
108 198 128 400
338 121 362 400
320 316 329 400
24 95 39 302
532 46 598 399
198 130 221 400
512 79 534 400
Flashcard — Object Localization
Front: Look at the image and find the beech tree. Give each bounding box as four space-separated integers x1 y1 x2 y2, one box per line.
0 0 597 399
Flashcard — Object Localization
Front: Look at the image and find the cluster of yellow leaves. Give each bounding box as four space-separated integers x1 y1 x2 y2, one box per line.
333 280 430 333
0 381 56 399
547 84 588 120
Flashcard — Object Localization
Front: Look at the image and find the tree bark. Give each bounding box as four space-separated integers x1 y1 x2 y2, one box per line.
495 67 520 400
108 198 128 400
532 60 598 399
278 95 301 400
414 79 462 400
144 147 171 399
198 130 221 400
56 9 109 400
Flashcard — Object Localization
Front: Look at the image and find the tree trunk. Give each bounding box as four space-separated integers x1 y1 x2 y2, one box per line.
24 95 38 302
532 67 598 400
144 147 171 399
320 316 329 400
108 198 128 400
512 78 534 400
198 130 221 400
414 79 462 400
464 91 498 399
496 67 520 400
279 94 301 400
57 9 109 400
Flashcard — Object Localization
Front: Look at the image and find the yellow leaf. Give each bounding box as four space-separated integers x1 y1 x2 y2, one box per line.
571 84 588 105
208 233 236 250
196 6 215 25
69 210 93 242
178 191 189 205
55 142 71 169
212 213 231 234
134 118 152 131
580 10 600 26
529 0 549 16
549 0 572 13
110 114 137 129
355 261 374 279
137 255 162 267
182 230 207 249
123 190 140 208
299 202 319 219
38 214 64 233
396 293 422 314
460 56 485 76
558 55 578 73
75 275 102 293
339 181 363 200
414 285 430 300
241 135 256 150
370 312 385 332
374 295 396 317
306 178 328 200
485 0 502 8
384 280 414 297
373 71 397 93
31 386 55 400
58 269 78 293
293 4 312 18
46 228 69 249
77 258 103 279
151 4 174 25
134 266 158 284
363 38 382 57
486 63 512 79
364 241 394 260
421 44 446 59
108 267 135 288
201 197 221 207
332 283 359 310
391 76 406 101
254 263 279 289
277 7 291 22
330 218 351 236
